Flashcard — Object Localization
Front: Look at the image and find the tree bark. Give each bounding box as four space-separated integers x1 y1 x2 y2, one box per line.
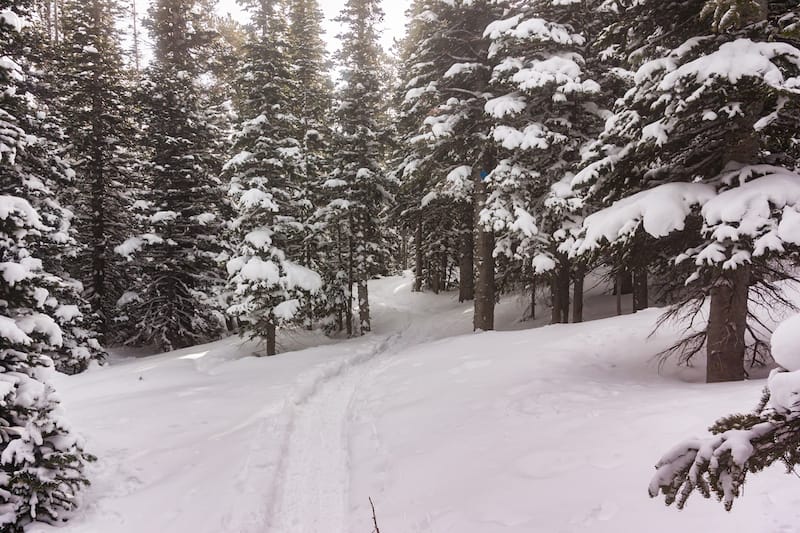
707 267 750 383
440 251 448 291
459 202 474 302
131 0 141 73
632 266 648 312
530 271 536 320
414 215 423 292
572 265 584 323
551 276 560 324
265 319 276 357
346 230 354 336
558 256 570 324
615 273 623 315
400 229 408 271
358 280 370 335
620 272 633 294
473 151 495 331
431 256 441 294
551 254 571 324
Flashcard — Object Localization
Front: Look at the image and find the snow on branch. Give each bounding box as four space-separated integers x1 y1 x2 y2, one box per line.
575 166 800 266
650 315 800 510
638 38 800 95
484 15 584 46
575 182 715 254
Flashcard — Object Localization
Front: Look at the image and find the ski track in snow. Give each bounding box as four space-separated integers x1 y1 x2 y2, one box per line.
268 327 409 533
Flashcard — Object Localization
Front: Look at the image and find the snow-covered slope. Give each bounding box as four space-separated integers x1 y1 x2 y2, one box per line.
31 274 800 532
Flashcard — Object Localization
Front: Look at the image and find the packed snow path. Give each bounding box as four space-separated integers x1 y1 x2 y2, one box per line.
32 274 800 532
269 332 402 532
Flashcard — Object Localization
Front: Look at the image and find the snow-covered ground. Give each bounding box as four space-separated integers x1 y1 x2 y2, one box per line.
31 273 800 533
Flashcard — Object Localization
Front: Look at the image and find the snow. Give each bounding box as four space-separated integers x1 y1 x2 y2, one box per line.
493 124 557 150
512 55 600 95
485 16 583 46
771 313 800 371
55 305 82 323
150 210 179 223
16 313 62 347
659 39 800 94
239 257 280 284
27 274 800 533
283 262 323 293
577 182 716 254
485 94 526 118
0 261 32 286
0 9 25 32
766 369 800 414
444 62 482 78
0 315 32 345
0 195 42 227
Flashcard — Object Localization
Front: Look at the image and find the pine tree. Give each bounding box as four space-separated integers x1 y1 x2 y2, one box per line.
286 0 342 332
7 0 107 374
573 0 800 382
225 0 322 355
333 0 394 335
400 0 508 329
392 1 474 300
0 5 92 528
117 0 228 351
57 0 135 342
484 0 616 324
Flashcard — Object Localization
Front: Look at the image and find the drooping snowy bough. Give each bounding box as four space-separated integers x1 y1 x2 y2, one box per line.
649 315 800 510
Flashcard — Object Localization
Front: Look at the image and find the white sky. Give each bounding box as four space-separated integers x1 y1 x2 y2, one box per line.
216 0 411 55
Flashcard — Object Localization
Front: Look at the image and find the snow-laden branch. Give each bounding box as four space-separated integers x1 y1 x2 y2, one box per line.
650 315 800 510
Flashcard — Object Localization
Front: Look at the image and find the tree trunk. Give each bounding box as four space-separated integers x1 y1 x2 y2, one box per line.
632 266 648 312
551 276 560 324
358 280 370 335
431 256 440 294
414 216 423 292
440 251 448 291
620 272 633 294
265 320 276 357
572 265 584 323
459 202 474 302
473 151 495 331
615 273 623 315
530 271 536 320
558 256 570 324
707 267 750 383
400 229 408 271
131 0 141 73
346 231 354 336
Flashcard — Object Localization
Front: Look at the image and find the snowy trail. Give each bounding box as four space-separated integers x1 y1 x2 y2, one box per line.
268 331 404 532
268 276 470 532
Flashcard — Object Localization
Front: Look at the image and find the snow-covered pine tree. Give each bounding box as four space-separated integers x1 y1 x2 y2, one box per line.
395 0 510 327
57 0 135 341
573 0 800 382
225 0 322 355
117 0 227 351
7 0 106 374
333 0 394 335
285 0 343 331
392 1 472 300
0 4 92 528
483 0 615 324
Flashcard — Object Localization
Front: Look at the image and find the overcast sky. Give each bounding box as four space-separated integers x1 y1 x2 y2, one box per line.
216 0 411 55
